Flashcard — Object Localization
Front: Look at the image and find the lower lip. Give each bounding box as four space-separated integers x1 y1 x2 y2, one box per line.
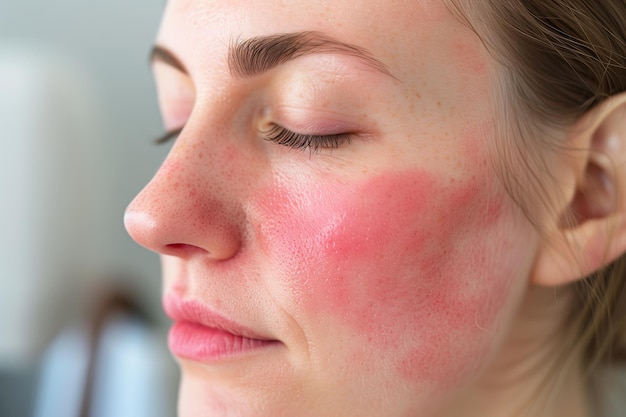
168 321 278 361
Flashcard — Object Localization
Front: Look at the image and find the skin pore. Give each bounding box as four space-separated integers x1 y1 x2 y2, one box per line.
124 1 596 416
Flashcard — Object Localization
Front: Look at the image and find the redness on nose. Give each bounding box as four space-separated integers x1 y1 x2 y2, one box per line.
256 168 516 384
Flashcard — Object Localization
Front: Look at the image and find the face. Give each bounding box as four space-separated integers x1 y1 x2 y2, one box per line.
125 1 540 416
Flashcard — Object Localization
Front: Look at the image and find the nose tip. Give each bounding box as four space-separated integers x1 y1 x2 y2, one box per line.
123 166 243 261
123 206 157 250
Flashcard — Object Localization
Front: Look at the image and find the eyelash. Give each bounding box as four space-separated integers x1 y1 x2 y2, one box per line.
153 128 182 145
260 124 351 152
154 124 352 152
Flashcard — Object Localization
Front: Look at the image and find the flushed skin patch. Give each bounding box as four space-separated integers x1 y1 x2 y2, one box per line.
256 167 525 390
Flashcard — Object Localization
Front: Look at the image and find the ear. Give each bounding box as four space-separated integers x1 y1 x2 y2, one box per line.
531 93 626 286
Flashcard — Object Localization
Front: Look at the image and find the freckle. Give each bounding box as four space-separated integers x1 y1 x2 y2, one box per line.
415 91 422 99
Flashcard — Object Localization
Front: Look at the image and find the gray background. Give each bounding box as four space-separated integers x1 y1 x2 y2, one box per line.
1 0 170 321
1 1 177 415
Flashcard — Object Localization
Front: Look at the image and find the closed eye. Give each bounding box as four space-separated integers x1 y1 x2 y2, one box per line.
153 127 183 145
153 124 353 152
261 124 352 152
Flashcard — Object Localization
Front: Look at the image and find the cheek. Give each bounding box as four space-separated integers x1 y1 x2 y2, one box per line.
255 168 529 386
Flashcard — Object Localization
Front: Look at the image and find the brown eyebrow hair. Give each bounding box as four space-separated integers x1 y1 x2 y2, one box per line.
150 31 394 79
228 31 394 78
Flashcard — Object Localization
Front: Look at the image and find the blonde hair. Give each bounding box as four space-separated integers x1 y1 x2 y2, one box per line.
446 0 626 372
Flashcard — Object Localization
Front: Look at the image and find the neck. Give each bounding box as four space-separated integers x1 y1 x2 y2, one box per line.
442 285 591 417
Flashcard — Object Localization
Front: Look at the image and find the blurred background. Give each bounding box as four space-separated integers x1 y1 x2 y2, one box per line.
1 0 178 415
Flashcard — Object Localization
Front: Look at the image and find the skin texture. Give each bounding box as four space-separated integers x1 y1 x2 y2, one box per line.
122 1 559 416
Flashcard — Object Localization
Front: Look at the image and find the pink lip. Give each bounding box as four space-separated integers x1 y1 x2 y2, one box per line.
163 295 280 362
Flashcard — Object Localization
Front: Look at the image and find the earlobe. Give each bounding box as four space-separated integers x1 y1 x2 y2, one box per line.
531 212 626 286
531 94 626 286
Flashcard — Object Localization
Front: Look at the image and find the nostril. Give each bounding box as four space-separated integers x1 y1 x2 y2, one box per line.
163 243 209 258
167 244 189 251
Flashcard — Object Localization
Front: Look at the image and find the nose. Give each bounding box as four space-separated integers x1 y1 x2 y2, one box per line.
124 131 243 261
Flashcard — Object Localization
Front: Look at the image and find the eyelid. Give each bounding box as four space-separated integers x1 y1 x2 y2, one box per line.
261 123 352 152
153 127 183 145
152 123 354 151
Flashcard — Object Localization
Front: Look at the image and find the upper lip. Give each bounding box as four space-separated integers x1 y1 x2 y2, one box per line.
163 294 274 341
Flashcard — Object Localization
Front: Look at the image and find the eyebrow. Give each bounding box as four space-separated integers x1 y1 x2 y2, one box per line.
150 31 394 79
228 31 394 78
150 45 188 74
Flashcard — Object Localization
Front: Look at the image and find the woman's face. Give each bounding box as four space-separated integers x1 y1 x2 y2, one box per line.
125 1 540 416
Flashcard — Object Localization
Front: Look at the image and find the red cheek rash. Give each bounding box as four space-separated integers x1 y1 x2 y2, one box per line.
256 169 517 384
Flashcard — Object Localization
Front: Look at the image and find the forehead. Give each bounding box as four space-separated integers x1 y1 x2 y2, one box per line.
157 0 487 85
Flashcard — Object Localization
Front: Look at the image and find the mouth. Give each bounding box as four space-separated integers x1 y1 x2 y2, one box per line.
163 295 281 362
